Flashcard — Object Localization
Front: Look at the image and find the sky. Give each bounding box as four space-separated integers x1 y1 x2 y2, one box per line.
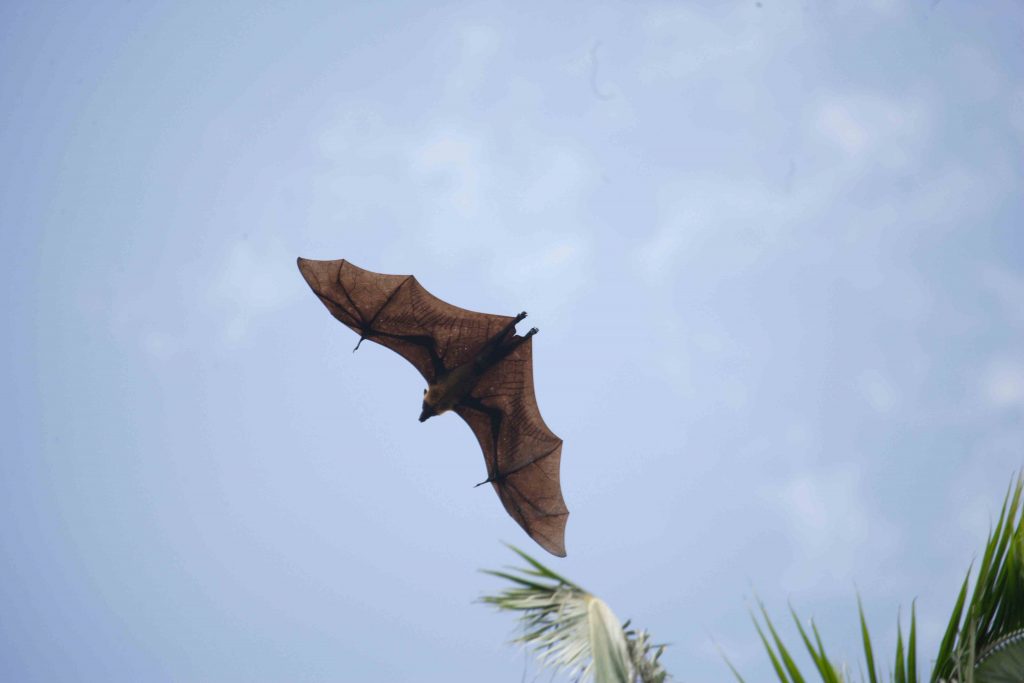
2 1 1022 681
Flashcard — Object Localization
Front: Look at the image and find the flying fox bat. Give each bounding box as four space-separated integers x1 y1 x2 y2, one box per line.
296 258 569 557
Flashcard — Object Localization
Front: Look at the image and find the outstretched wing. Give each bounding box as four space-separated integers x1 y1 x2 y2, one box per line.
297 258 515 384
455 336 568 557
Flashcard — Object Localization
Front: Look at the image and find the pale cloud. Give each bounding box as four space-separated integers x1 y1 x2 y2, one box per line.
630 216 691 286
858 369 900 414
863 0 909 16
817 103 870 157
405 116 596 307
949 453 1024 552
766 464 900 592
316 106 391 159
637 5 766 84
309 104 414 229
950 43 1003 102
141 329 180 361
982 266 1024 328
490 237 591 317
1010 87 1024 143
629 172 831 389
814 93 930 169
630 170 836 286
907 160 1017 234
518 148 590 215
311 94 599 302
823 158 1011 258
445 25 501 96
413 130 487 218
209 239 297 345
127 240 299 356
957 491 1001 544
408 128 597 302
214 241 293 312
982 358 1024 410
698 633 763 674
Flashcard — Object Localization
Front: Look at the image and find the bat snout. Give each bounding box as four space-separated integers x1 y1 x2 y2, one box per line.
419 406 435 422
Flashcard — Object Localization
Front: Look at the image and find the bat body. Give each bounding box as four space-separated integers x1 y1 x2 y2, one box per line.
418 310 534 422
297 258 569 556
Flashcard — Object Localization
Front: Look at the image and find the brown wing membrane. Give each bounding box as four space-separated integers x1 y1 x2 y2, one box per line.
298 257 568 556
297 258 514 383
455 337 568 557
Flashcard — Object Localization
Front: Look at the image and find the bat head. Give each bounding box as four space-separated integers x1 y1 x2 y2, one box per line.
419 389 436 422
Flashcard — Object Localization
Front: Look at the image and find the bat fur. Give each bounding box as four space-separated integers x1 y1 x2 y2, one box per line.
297 257 569 556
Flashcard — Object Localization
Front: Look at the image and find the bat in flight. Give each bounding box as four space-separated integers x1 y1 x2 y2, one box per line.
297 258 569 557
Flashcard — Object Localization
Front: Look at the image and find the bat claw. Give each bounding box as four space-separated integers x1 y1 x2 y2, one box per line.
300 258 567 556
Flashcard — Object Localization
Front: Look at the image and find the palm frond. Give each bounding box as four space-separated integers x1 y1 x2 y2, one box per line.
480 545 667 682
932 472 1024 682
623 620 669 683
480 473 1024 683
738 472 1023 683
974 626 1024 682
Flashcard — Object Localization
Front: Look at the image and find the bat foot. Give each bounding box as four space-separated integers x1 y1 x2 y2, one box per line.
515 311 528 323
525 327 538 338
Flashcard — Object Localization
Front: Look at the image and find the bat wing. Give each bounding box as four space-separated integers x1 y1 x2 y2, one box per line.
454 336 568 557
297 258 515 383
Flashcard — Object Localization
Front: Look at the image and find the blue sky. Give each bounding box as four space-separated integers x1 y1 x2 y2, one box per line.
2 1 1022 680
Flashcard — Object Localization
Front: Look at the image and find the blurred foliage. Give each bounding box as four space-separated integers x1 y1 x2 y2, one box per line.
481 474 1024 682
480 544 666 682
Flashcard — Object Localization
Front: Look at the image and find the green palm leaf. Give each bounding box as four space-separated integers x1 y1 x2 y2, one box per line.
481 473 1024 682
480 545 667 682
933 473 1024 681
974 628 1024 683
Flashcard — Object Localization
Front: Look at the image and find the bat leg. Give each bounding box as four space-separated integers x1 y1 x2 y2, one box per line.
497 311 527 340
473 313 528 370
506 327 538 351
478 326 539 371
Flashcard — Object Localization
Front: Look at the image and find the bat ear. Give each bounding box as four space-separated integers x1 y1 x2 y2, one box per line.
423 388 428 395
